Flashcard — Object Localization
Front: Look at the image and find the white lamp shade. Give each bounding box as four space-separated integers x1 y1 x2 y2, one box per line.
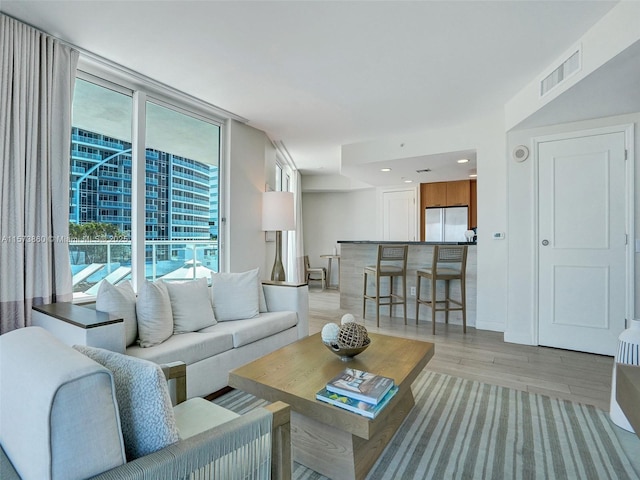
262 191 295 231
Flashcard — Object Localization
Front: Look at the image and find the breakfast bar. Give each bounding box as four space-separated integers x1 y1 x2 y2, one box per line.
338 241 477 327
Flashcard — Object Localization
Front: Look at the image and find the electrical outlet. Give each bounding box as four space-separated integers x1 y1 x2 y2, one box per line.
410 286 416 296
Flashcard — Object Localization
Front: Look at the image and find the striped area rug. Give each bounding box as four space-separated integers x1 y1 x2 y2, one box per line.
213 371 639 480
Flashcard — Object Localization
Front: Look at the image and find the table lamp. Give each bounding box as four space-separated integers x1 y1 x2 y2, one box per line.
262 191 295 281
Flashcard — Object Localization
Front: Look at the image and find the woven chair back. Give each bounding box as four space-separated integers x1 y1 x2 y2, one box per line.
433 245 468 272
379 245 408 262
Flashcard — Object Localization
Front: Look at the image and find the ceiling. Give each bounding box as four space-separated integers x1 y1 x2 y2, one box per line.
1 0 625 187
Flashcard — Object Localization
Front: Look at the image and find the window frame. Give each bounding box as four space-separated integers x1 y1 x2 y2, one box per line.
72 66 227 300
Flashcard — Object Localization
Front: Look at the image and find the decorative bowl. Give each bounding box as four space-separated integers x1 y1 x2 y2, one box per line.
323 339 371 362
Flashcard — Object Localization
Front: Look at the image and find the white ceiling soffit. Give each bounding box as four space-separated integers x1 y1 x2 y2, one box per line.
341 150 478 187
0 0 619 185
513 38 640 131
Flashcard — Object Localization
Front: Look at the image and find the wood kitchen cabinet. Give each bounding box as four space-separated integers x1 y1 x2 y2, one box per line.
470 179 477 228
446 180 470 206
422 182 448 207
423 181 470 207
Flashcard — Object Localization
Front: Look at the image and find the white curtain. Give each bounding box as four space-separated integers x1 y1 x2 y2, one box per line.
0 14 79 333
287 170 305 283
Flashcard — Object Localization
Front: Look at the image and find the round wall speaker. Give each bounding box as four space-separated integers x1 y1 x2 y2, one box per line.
513 145 529 162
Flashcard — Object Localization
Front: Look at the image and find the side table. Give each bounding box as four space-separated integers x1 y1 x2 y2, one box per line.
32 303 125 353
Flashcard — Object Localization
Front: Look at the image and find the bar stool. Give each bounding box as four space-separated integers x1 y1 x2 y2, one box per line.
416 245 468 334
363 244 408 327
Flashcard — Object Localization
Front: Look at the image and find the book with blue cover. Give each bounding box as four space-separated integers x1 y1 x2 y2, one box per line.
316 385 399 419
325 368 395 405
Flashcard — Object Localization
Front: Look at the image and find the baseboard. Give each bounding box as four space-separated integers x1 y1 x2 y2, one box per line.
504 331 536 346
475 320 505 333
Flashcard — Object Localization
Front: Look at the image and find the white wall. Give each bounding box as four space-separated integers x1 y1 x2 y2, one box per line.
302 173 371 192
506 112 640 345
225 119 275 278
302 189 377 284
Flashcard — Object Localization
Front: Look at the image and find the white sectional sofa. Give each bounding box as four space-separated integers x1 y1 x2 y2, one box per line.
32 278 309 399
126 282 309 397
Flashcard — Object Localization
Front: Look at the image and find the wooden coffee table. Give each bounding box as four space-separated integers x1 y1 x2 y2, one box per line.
229 332 434 480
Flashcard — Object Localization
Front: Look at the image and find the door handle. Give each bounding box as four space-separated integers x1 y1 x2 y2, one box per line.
541 239 549 246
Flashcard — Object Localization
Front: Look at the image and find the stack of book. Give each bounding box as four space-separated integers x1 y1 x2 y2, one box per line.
316 367 398 419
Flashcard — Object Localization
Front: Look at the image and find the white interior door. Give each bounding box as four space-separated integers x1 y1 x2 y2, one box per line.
538 131 627 355
382 190 416 241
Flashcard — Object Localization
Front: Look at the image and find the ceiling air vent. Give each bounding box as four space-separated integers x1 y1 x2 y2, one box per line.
416 169 431 173
540 47 581 97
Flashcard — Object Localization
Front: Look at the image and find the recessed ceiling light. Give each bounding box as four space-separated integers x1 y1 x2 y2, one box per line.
380 168 391 172
404 179 413 183
469 174 477 178
457 159 469 164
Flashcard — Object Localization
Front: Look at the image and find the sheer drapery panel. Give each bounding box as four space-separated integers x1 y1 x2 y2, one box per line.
288 170 304 284
0 14 78 333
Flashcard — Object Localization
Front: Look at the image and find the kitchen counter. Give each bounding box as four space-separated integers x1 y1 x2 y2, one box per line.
338 242 477 327
338 241 476 245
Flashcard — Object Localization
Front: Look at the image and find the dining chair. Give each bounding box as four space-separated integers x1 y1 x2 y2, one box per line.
304 255 326 289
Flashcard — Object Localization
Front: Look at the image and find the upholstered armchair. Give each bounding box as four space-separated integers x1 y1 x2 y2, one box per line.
0 327 290 480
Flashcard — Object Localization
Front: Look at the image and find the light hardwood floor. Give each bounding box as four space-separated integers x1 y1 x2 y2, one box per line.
308 288 614 411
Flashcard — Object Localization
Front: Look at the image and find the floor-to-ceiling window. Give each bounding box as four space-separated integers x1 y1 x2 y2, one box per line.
145 101 220 284
69 78 133 297
69 74 222 299
275 159 292 273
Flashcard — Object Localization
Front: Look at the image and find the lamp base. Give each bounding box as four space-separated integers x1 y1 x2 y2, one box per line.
271 230 286 281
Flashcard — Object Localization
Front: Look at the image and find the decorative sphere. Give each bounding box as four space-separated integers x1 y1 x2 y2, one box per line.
321 323 340 344
341 313 356 325
337 322 369 348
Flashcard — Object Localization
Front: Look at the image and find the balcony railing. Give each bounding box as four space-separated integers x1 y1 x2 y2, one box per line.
172 169 210 185
71 150 102 161
171 193 209 205
72 133 125 151
69 239 218 297
100 171 131 181
99 200 131 209
99 185 132 195
171 182 209 195
172 156 211 174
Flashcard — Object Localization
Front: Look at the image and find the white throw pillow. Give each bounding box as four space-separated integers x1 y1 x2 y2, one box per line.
73 345 179 460
136 280 173 347
96 280 138 347
210 268 260 321
164 277 217 333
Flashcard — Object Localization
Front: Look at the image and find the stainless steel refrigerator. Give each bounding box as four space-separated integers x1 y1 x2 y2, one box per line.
425 206 468 242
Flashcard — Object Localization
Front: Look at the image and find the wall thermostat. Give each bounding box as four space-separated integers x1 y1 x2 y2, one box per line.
492 232 505 239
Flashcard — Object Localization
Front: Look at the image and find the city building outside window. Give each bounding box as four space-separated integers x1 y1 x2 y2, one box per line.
69 77 221 299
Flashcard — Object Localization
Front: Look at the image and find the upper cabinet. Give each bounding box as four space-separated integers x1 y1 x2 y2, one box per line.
422 181 470 207
423 182 448 207
445 180 470 206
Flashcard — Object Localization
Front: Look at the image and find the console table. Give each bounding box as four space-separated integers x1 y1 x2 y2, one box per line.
32 303 125 353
